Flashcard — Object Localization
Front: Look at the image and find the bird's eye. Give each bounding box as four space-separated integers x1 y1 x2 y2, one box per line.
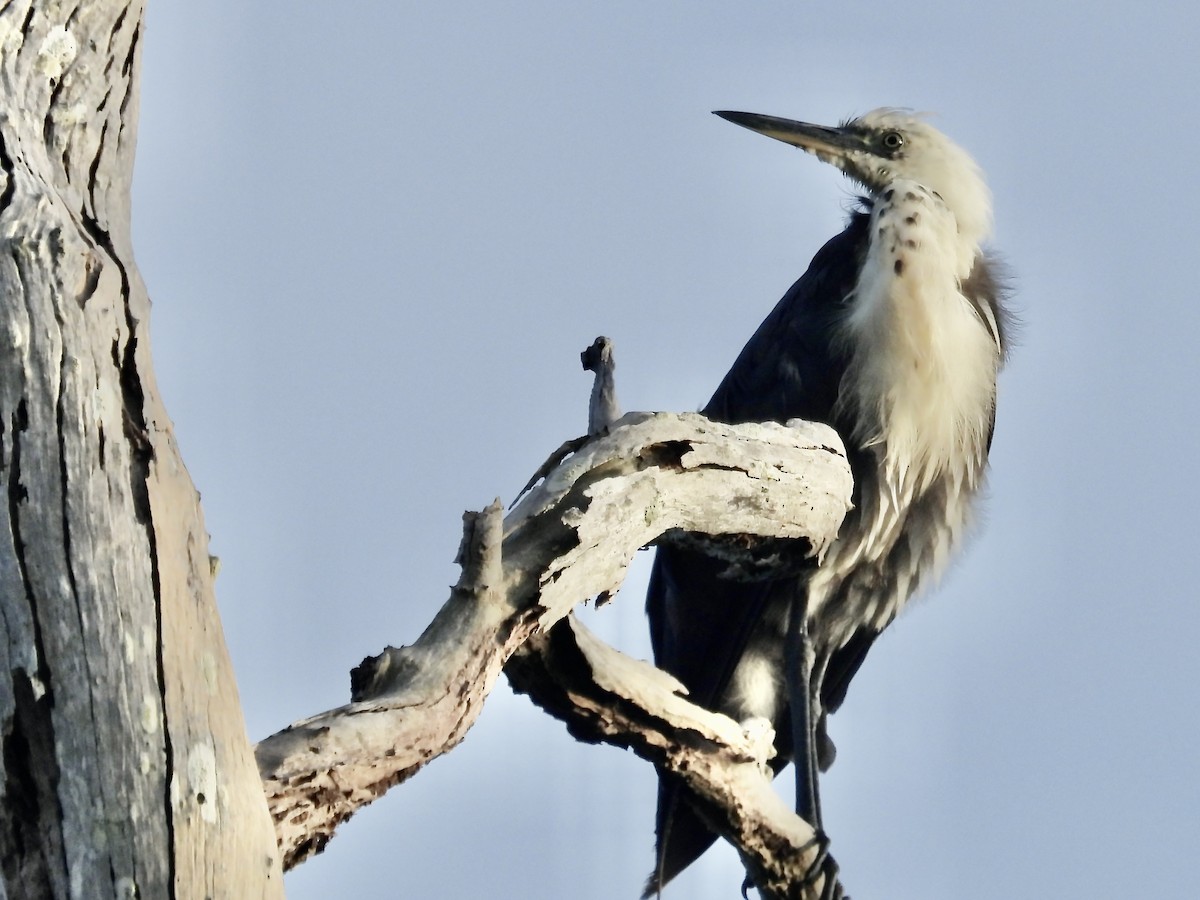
881 131 905 152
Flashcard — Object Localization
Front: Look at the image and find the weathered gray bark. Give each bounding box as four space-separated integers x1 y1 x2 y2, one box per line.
0 3 282 897
256 411 853 900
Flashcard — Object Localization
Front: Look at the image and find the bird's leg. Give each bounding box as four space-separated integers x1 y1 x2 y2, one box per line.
785 594 848 899
784 591 822 831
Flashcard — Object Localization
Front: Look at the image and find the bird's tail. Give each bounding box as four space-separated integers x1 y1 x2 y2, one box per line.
641 775 723 898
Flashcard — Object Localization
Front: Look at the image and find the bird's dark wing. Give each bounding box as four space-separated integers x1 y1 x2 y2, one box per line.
644 212 872 895
701 210 871 427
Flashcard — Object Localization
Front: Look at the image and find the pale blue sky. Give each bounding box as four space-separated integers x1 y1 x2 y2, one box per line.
133 3 1199 898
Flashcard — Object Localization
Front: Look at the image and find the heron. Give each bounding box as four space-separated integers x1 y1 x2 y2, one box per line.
644 109 1009 896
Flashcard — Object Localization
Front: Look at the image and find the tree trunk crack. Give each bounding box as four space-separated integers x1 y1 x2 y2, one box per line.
85 118 108 219
1 397 69 895
120 19 137 80
19 3 35 39
1 672 68 895
6 400 35 626
44 80 65 151
0 131 14 214
109 6 128 40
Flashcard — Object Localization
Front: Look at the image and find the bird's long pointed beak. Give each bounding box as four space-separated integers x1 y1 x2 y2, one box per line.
713 110 863 163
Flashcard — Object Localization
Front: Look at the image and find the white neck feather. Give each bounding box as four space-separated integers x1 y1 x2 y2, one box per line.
842 178 999 497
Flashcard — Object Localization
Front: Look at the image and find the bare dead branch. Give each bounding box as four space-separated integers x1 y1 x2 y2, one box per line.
255 411 851 872
511 334 622 509
581 335 621 434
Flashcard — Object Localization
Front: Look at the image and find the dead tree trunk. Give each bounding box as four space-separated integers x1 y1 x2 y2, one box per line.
0 3 282 896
